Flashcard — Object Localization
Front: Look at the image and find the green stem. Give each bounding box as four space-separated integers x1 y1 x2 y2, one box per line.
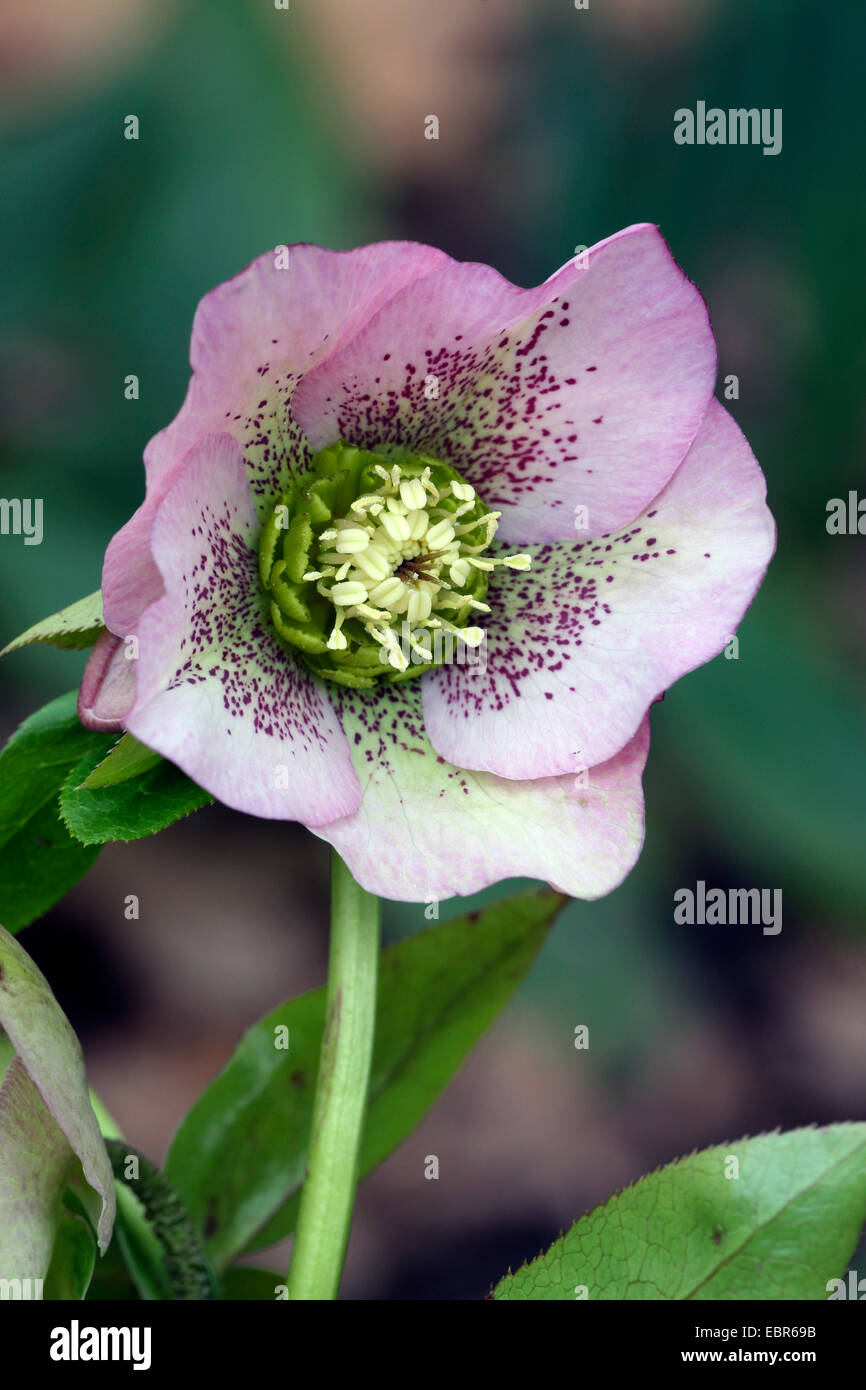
287 850 381 1300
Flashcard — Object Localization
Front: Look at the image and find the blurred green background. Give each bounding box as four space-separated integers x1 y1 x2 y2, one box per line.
1 0 864 1297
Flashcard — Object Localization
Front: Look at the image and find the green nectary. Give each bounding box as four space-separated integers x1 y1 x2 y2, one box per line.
257 443 530 690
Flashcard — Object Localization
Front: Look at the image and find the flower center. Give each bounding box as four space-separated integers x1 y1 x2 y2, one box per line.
258 443 530 688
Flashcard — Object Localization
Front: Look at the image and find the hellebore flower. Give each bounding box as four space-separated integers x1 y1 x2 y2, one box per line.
79 228 774 900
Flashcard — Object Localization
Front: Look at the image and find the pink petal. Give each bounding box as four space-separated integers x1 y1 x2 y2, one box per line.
100 454 189 637
314 682 649 901
423 399 775 779
293 224 716 541
103 241 453 635
78 630 136 731
124 433 360 826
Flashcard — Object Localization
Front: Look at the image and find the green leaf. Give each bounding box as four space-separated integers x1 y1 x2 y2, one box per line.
1 591 105 656
77 733 163 790
84 1232 142 1302
222 1267 285 1300
0 1031 13 1080
0 691 111 838
89 1090 173 1302
0 691 114 930
112 1187 172 1301
493 1124 866 1300
104 1139 220 1299
0 691 210 895
43 1206 98 1300
166 890 564 1268
0 798 103 934
0 927 115 1286
60 745 213 845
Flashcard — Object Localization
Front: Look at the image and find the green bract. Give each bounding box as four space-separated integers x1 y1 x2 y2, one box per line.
257 442 524 689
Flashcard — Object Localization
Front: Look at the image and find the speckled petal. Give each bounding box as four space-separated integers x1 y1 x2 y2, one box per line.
103 241 453 634
124 433 360 825
293 224 715 543
422 400 775 780
313 682 649 901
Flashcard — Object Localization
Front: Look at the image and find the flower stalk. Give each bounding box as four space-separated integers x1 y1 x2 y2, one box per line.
287 851 381 1300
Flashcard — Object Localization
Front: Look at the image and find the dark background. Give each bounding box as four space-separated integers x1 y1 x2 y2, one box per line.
1 0 864 1298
